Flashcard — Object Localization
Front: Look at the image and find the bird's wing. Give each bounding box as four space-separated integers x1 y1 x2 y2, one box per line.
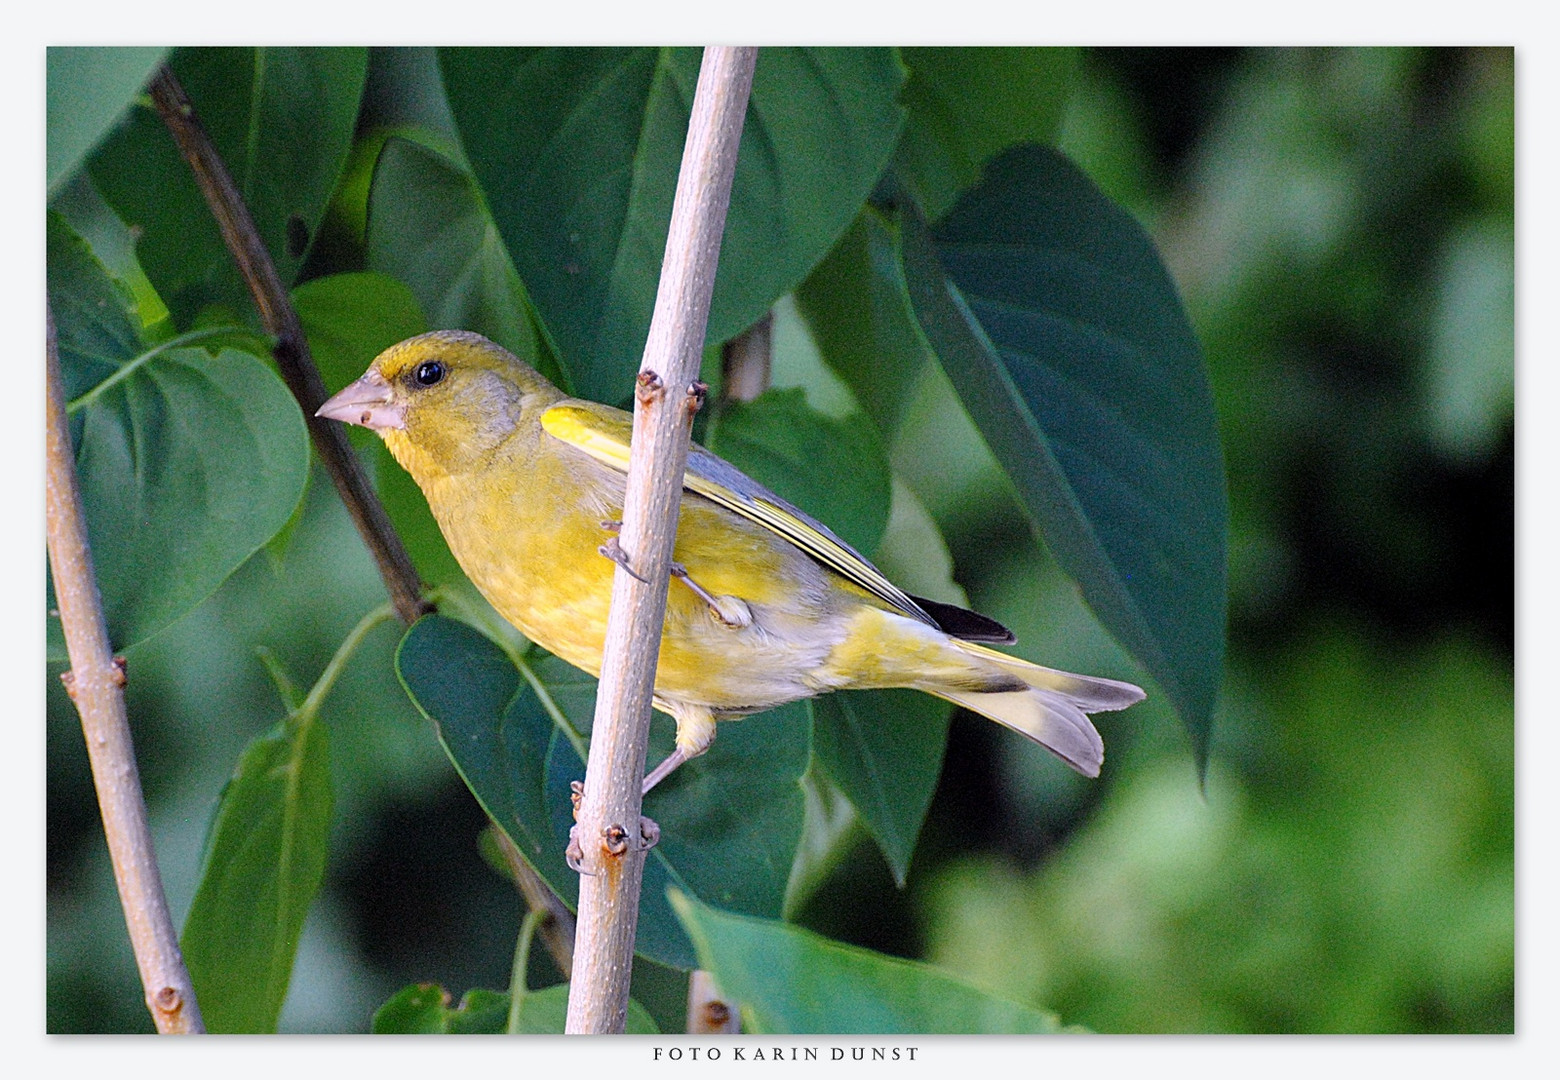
540 400 937 628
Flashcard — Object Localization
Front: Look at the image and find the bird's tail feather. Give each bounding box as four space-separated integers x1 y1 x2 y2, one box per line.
930 641 1146 778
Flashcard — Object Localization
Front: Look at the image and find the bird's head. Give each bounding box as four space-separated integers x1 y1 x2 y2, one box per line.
317 330 563 479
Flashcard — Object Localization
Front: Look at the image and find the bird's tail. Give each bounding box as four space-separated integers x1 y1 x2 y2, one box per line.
926 640 1145 778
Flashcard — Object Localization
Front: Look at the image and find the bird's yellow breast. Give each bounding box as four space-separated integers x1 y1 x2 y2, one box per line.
414 431 862 713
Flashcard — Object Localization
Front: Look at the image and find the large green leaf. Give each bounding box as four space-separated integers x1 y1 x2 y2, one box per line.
46 214 310 660
371 983 658 1034
88 47 367 326
395 616 808 970
180 713 331 1033
900 144 1228 768
895 47 1078 223
439 47 905 402
669 890 1067 1033
46 47 169 197
795 209 936 444
810 691 950 886
364 136 565 390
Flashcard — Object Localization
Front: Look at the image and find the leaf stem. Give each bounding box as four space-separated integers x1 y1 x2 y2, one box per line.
147 65 431 627
45 303 205 1034
564 45 757 1035
506 907 545 1034
294 602 396 726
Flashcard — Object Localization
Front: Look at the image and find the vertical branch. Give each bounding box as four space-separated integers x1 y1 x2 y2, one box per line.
147 66 430 627
45 305 205 1034
565 46 758 1035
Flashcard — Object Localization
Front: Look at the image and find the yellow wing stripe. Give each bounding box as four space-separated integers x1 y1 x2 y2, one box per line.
541 403 931 625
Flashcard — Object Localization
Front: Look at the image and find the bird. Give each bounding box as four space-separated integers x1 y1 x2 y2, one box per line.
317 329 1144 793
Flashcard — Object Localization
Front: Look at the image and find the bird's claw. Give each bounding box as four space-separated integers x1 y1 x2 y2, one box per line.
639 815 661 851
670 562 753 629
565 824 594 875
598 534 649 583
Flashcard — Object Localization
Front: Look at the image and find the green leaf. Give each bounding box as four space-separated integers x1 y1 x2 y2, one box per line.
395 616 808 970
439 47 905 403
47 215 310 660
895 47 1078 223
180 714 332 1033
46 47 169 197
810 691 950 886
88 47 367 326
796 209 936 443
371 984 657 1033
669 890 1067 1033
704 388 892 557
364 136 565 390
900 144 1228 769
49 174 173 339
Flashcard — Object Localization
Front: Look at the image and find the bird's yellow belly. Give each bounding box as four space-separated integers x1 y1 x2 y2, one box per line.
439 485 847 713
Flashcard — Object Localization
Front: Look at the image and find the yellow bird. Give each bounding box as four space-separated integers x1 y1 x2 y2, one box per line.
318 330 1144 792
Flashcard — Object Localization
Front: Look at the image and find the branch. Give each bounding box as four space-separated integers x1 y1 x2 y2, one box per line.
149 65 592 991
492 825 576 978
564 46 758 1035
45 305 205 1034
147 66 430 627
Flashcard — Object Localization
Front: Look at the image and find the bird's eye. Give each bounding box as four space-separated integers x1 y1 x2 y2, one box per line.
413 361 445 387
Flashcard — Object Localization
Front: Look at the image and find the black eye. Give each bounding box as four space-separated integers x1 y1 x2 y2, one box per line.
413 361 445 387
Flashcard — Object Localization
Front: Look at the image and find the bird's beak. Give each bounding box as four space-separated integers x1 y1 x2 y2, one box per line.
315 370 406 431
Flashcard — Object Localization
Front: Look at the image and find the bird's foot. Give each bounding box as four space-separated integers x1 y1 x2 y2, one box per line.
597 533 649 583
670 562 752 628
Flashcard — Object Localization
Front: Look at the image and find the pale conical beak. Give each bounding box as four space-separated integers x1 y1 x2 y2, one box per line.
315 371 406 431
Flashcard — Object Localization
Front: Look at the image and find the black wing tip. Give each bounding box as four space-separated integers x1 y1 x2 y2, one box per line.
907 593 1018 645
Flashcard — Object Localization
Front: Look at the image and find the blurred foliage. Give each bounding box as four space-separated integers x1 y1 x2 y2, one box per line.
46 45 1511 1034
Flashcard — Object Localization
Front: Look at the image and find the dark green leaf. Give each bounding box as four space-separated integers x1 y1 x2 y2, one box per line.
89 47 367 325
796 208 935 443
705 387 892 557
180 715 332 1033
395 616 808 969
371 983 657 1033
47 216 310 660
901 145 1228 768
365 136 566 390
47 210 142 401
895 48 1078 223
46 47 169 197
669 890 1067 1033
810 691 950 885
439 47 904 402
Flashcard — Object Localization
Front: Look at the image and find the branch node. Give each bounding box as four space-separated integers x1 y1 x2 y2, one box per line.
636 369 666 404
685 380 708 415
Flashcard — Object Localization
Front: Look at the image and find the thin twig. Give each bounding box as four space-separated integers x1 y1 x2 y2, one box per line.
46 304 205 1034
147 65 430 626
491 825 576 978
564 46 758 1035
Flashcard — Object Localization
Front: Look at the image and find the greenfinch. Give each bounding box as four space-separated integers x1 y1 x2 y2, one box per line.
318 330 1143 791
